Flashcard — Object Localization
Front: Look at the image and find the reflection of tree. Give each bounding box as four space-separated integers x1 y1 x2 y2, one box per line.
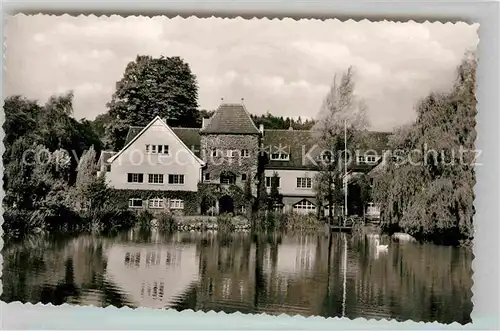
2 235 131 308
3 231 472 324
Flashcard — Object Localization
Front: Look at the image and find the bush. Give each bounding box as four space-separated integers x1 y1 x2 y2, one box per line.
156 212 178 232
81 204 136 233
284 213 325 232
137 210 154 230
216 213 235 232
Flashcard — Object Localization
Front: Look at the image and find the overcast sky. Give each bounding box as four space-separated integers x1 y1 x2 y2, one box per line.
5 15 478 131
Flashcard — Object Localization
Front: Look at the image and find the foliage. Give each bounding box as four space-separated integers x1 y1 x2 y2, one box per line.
372 53 476 245
156 212 178 232
243 172 254 219
2 93 123 240
267 172 283 210
313 66 369 222
104 55 199 149
137 210 155 230
216 213 235 232
355 173 372 219
251 112 316 130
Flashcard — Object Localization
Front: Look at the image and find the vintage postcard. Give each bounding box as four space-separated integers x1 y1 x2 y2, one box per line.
2 15 478 325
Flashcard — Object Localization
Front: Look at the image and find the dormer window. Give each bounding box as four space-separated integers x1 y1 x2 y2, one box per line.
227 150 237 158
270 153 290 161
241 149 250 158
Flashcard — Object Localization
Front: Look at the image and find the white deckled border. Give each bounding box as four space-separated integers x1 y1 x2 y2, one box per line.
1 2 498 330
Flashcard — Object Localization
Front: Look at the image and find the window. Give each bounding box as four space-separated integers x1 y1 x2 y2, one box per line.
149 198 163 209
212 150 218 157
168 174 185 185
367 156 376 163
106 164 111 172
128 198 143 208
205 173 210 181
146 144 169 155
241 149 250 157
265 176 280 188
227 150 237 158
148 174 164 184
241 173 247 181
127 173 144 183
296 177 312 189
358 156 365 163
170 199 184 209
293 200 316 211
220 173 236 185
270 153 290 161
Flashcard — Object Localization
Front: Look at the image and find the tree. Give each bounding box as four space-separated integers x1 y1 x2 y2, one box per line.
313 66 368 224
268 172 283 211
372 53 476 243
243 172 253 219
74 146 98 211
355 173 372 221
105 55 200 149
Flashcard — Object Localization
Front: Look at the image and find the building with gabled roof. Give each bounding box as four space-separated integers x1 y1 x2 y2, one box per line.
99 101 390 217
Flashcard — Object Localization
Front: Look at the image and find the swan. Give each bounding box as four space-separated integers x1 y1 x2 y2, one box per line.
375 238 388 251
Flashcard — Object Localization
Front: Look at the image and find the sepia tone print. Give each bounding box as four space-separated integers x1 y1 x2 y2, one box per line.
2 15 477 324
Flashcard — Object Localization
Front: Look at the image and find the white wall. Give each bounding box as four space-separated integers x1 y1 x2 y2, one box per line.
106 118 203 191
264 169 318 197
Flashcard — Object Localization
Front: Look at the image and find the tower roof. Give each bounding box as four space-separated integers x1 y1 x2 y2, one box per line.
200 103 260 134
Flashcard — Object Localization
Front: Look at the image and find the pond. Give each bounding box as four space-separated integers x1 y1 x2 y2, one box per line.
1 229 473 324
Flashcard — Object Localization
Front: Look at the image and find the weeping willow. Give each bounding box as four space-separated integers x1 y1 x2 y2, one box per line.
373 53 476 244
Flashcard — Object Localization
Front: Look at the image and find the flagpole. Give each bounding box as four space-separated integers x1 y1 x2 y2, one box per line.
344 119 347 227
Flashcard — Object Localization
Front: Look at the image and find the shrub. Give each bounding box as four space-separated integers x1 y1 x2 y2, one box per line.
156 212 178 232
216 213 235 232
284 213 325 232
137 210 154 230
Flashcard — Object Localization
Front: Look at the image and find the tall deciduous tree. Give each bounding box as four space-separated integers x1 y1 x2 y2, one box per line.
373 53 476 244
105 55 200 150
313 66 368 223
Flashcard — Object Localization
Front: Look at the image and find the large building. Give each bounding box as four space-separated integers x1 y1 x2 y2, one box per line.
98 102 390 217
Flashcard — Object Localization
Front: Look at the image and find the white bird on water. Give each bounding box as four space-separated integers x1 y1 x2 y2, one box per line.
375 238 388 252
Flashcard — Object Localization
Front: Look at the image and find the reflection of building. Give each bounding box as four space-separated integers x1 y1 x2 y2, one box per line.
105 243 199 309
272 237 317 275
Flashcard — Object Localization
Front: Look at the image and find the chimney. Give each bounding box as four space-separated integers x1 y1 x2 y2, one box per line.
259 124 264 135
202 117 210 129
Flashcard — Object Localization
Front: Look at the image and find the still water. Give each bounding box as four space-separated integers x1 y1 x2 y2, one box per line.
2 229 472 324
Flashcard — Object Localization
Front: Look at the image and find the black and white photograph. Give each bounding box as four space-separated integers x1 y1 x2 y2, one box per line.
2 15 478 324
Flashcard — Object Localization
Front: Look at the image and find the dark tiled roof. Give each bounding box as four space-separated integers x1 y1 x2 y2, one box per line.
200 103 260 135
262 129 318 169
171 128 201 156
97 150 116 167
262 129 391 171
124 126 144 146
123 126 202 157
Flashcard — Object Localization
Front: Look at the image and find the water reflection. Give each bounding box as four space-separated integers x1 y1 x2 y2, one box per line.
2 230 472 324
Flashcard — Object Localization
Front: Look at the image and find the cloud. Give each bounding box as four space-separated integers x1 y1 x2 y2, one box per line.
5 15 478 131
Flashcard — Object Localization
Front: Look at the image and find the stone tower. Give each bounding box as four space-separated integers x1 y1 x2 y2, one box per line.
199 103 261 214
